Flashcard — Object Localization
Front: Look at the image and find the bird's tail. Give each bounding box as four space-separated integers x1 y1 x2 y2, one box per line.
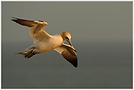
16 46 36 58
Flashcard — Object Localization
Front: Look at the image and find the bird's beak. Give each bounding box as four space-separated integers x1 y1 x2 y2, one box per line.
66 38 73 46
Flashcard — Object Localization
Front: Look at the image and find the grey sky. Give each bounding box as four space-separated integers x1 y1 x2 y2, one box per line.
2 2 132 43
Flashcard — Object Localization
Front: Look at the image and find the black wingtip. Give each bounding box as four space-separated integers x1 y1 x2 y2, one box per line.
73 61 78 67
11 17 18 21
11 17 21 22
74 65 77 67
69 58 78 67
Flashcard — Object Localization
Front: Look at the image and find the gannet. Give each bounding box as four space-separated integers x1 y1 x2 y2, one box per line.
12 17 78 67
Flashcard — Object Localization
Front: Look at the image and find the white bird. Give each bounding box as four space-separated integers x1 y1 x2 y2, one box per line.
12 17 78 67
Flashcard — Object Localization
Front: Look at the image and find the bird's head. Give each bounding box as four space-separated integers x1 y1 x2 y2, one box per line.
60 32 72 46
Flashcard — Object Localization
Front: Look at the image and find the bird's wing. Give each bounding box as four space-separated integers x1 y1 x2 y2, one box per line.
12 17 51 41
54 44 78 67
12 17 38 27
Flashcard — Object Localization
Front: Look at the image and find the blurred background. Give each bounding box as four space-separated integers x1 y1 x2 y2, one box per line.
2 1 132 88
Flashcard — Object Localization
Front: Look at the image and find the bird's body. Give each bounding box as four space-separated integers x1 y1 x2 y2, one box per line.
12 17 78 67
34 35 63 53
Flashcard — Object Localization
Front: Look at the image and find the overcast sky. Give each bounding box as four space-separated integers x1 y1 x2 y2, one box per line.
2 2 132 43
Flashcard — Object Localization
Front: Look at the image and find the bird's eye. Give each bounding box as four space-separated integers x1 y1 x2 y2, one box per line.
65 37 69 40
38 20 44 22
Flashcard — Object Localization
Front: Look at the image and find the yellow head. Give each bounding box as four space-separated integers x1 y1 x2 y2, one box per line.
60 32 72 46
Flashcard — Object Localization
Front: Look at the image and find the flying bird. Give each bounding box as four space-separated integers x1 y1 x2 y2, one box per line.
12 17 78 67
